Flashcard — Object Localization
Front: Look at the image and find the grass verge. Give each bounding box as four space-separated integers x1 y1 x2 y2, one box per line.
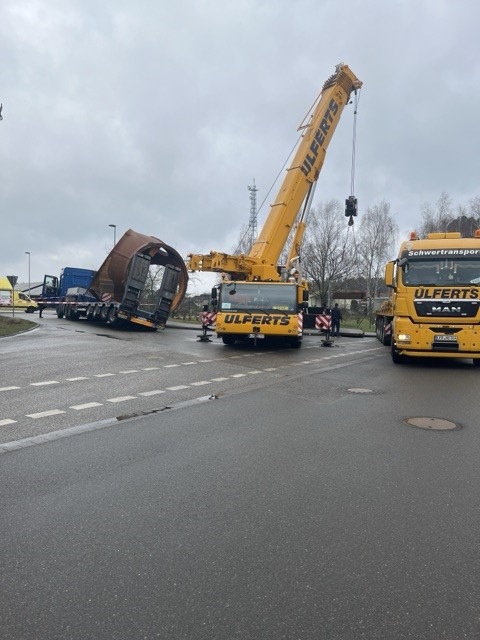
0 315 37 337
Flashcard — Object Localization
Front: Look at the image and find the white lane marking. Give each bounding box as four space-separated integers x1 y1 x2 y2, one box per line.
198 360 213 363
27 409 66 419
211 377 229 381
164 364 180 368
142 367 160 371
66 377 89 381
181 362 196 366
0 419 17 426
263 367 278 371
120 370 139 374
190 381 212 386
30 381 59 387
247 370 262 375
0 386 20 392
138 390 166 396
94 373 115 378
166 385 189 391
70 402 103 410
107 396 137 403
231 373 247 378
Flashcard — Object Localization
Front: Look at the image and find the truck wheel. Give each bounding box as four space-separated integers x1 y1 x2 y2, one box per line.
290 339 302 348
107 306 118 325
473 359 480 367
222 335 235 345
391 341 405 364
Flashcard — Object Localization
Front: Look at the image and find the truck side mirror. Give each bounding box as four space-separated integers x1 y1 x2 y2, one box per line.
385 261 395 288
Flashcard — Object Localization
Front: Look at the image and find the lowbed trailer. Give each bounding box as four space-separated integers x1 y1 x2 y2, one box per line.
45 229 188 330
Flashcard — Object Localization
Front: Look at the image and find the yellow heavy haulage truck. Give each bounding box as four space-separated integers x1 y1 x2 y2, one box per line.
188 63 362 347
376 231 480 366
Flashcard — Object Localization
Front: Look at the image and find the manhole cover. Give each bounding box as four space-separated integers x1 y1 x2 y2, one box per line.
347 388 373 394
405 417 460 431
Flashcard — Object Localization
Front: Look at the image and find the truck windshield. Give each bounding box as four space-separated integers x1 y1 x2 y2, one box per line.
219 283 297 312
402 258 480 286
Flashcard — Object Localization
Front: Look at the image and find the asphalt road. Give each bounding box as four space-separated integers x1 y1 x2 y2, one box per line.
1 313 480 639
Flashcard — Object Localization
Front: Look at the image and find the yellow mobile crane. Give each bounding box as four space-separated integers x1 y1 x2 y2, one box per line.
188 63 362 346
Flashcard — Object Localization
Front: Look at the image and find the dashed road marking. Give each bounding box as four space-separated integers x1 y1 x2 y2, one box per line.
67 376 89 381
30 381 59 387
70 402 103 410
190 381 212 386
27 409 66 419
120 370 139 374
0 418 17 426
138 390 166 396
0 386 20 392
166 385 189 391
94 373 115 378
107 396 137 403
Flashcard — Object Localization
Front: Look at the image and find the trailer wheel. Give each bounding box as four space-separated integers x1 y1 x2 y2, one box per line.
100 305 109 322
86 305 94 320
107 306 118 325
57 306 64 319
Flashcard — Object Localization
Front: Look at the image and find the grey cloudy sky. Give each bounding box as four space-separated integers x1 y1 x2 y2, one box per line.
1 0 479 293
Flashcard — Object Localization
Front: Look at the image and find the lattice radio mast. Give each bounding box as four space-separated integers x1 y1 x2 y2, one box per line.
247 179 258 251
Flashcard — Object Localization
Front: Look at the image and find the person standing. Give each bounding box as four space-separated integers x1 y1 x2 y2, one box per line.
331 303 343 337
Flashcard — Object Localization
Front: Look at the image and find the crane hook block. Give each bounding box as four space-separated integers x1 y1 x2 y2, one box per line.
345 196 358 217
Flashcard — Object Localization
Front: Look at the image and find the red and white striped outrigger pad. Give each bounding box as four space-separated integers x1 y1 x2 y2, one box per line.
315 314 331 330
201 311 217 327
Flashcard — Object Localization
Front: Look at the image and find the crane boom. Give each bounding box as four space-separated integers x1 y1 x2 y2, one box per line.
188 63 362 282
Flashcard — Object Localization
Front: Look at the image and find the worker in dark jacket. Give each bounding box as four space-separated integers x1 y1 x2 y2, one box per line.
331 303 343 337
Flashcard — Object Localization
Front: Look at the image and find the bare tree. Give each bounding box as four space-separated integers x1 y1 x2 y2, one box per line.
420 192 480 237
356 200 398 313
301 199 356 307
420 191 454 235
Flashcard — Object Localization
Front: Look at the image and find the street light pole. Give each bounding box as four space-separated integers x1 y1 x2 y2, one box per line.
25 251 31 295
108 224 117 247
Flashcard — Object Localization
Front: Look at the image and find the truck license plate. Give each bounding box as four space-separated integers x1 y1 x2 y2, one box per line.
434 335 457 342
249 333 265 339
